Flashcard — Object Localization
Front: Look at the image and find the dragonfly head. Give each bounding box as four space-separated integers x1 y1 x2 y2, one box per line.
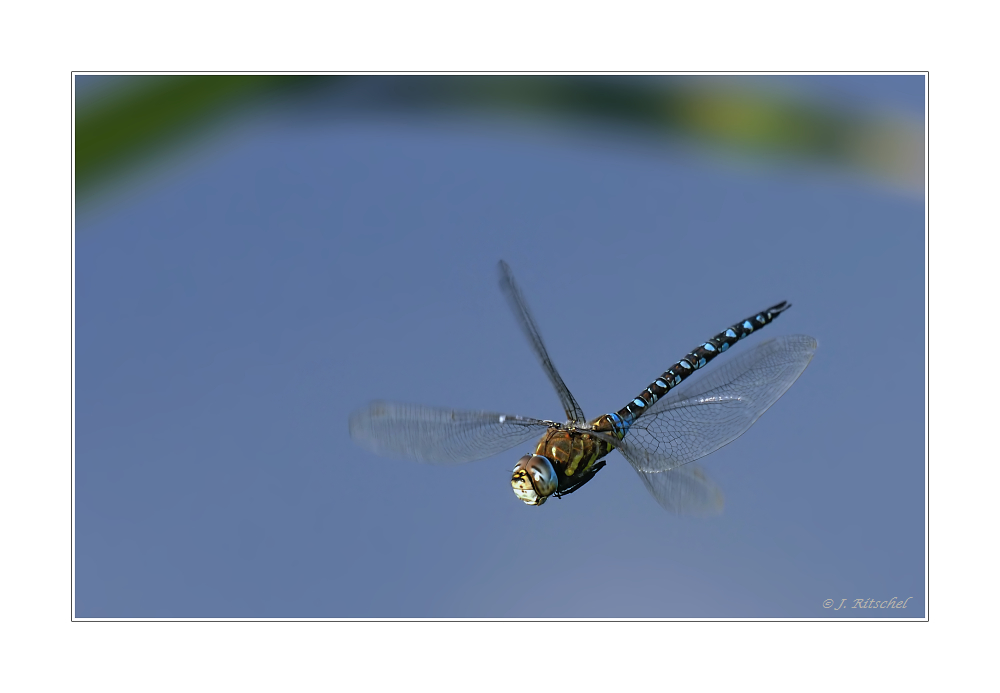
511 454 558 506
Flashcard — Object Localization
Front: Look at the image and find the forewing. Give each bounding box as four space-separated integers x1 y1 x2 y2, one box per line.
632 463 725 516
617 335 817 472
498 260 587 424
349 401 551 465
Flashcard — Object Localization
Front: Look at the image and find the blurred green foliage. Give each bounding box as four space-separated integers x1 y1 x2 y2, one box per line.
431 76 921 183
75 75 922 204
75 76 319 200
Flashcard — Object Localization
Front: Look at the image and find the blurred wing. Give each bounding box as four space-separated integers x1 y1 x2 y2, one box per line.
498 260 587 424
632 463 725 516
349 401 551 465
616 335 817 473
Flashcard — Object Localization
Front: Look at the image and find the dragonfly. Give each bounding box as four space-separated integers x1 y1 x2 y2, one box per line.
349 260 816 514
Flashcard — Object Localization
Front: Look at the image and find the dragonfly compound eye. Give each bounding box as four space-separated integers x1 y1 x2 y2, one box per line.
510 454 558 506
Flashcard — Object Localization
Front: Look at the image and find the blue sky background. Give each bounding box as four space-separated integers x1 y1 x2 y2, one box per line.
75 75 925 618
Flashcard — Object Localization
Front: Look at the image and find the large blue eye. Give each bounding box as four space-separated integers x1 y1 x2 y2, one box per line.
510 454 558 506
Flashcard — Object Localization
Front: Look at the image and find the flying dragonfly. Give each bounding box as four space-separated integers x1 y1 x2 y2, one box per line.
349 261 816 514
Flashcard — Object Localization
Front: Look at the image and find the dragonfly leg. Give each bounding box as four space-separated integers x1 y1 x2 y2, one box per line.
555 461 607 498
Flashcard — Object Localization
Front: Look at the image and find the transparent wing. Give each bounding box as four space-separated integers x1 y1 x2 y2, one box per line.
616 335 817 473
632 463 725 516
498 260 586 424
349 401 551 465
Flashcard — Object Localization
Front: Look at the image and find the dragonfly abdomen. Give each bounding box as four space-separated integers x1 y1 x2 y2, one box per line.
598 301 792 439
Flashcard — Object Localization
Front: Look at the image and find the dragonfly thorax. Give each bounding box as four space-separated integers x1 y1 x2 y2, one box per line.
511 454 558 506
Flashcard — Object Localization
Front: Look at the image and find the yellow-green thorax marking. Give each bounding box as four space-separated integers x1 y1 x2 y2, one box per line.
534 420 616 484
